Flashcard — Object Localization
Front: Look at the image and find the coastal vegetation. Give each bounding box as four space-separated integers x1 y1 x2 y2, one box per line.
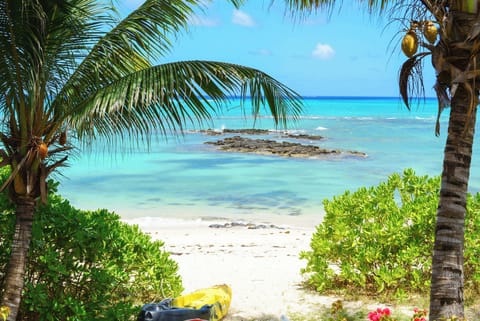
285 1 480 320
0 168 182 321
302 169 480 304
0 1 302 319
2 0 480 320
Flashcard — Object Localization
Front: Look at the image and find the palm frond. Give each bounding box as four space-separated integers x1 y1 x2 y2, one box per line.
42 0 113 93
67 60 302 147
281 0 335 12
0 0 112 145
52 0 196 110
279 0 399 14
399 51 430 110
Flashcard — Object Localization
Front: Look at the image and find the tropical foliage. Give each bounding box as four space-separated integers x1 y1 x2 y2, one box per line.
283 1 480 319
302 169 480 300
0 169 182 321
0 1 302 319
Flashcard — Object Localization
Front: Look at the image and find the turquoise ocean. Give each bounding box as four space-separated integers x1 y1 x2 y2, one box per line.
59 97 480 224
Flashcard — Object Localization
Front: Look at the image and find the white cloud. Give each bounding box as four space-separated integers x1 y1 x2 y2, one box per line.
312 43 335 60
232 10 255 27
189 15 219 27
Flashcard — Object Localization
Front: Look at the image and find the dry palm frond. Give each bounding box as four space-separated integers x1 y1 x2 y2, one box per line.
399 51 430 110
433 81 450 136
0 150 31 193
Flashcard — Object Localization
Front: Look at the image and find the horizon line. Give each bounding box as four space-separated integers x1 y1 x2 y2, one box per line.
221 95 437 100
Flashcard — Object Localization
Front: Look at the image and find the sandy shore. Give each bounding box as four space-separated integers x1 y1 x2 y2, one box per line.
127 216 340 320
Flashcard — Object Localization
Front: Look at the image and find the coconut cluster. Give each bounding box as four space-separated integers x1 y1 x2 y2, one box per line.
401 21 438 57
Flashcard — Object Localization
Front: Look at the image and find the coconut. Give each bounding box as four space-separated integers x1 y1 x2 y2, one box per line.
401 31 418 57
38 143 48 159
423 21 438 44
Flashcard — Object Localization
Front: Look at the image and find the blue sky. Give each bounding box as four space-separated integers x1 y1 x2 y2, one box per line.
120 0 436 97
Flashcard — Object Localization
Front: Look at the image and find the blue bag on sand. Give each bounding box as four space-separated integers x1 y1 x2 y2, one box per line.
137 299 211 321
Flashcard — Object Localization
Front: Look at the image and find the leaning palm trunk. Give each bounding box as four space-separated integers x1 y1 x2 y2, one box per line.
396 3 480 319
1 197 36 321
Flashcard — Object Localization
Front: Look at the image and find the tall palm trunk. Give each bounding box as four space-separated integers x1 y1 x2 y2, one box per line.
1 196 36 321
430 85 477 320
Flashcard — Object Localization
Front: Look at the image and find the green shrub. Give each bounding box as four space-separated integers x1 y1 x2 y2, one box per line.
301 168 480 299
465 192 480 297
0 171 182 321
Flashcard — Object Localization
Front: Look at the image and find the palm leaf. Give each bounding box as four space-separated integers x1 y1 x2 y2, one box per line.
50 0 244 131
67 60 302 147
399 51 430 110
281 0 398 13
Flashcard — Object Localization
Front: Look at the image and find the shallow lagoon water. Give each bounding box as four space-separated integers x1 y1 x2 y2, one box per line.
59 97 480 223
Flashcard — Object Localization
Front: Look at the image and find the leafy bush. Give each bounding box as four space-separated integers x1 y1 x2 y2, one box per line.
301 168 480 298
0 170 182 321
464 192 480 296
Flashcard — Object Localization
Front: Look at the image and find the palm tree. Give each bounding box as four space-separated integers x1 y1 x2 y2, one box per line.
283 0 479 320
0 1 302 320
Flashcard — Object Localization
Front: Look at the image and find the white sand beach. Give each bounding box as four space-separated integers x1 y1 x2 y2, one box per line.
127 216 341 320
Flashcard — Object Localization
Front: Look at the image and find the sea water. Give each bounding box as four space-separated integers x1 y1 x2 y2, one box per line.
59 97 480 223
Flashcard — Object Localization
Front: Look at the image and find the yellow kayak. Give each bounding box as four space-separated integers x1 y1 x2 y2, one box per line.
172 284 232 321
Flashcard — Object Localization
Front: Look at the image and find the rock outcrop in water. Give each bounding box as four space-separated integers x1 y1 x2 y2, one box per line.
208 221 285 229
205 136 366 159
197 128 324 140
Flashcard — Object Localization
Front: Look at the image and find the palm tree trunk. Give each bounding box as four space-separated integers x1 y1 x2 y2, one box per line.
429 85 477 321
1 196 36 321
